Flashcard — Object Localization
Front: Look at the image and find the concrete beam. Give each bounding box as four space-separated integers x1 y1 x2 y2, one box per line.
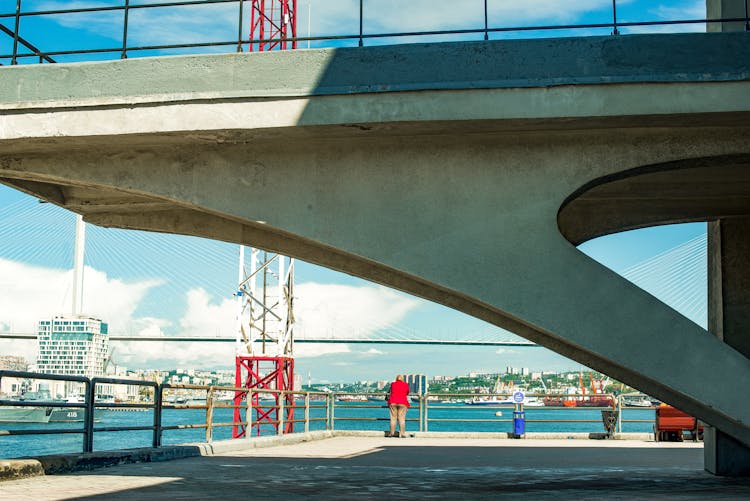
707 0 749 32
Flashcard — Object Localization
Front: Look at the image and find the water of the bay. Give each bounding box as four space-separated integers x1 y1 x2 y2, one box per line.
0 403 656 459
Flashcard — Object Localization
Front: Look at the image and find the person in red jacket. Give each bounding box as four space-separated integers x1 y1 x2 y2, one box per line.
386 374 410 437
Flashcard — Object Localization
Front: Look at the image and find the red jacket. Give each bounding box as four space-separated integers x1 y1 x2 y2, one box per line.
387 380 410 407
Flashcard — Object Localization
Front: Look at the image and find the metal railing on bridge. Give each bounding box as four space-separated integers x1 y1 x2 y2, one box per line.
1 370 677 459
1 0 748 66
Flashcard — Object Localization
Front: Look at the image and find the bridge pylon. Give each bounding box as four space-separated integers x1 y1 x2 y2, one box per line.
233 246 296 438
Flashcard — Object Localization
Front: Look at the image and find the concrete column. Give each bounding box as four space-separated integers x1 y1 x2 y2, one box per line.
706 0 749 32
706 218 750 476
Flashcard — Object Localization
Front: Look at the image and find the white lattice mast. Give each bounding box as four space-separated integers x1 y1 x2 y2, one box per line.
234 246 295 437
235 247 295 357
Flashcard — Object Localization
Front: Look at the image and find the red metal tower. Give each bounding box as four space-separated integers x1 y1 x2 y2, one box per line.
235 356 295 436
249 0 297 51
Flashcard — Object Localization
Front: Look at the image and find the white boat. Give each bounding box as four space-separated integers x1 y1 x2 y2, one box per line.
523 397 545 407
622 396 653 407
468 396 515 406
468 395 543 406
336 395 367 402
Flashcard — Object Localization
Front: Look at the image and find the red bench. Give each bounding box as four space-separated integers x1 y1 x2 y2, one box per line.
654 405 702 442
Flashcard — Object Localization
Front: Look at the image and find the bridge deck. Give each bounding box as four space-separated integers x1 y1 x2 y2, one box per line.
3 436 745 500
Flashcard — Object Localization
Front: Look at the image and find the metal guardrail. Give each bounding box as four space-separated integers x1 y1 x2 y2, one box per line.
1 370 670 458
1 0 748 66
0 370 158 452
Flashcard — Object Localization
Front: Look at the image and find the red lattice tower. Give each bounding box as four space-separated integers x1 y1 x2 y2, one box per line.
249 0 297 51
234 356 295 437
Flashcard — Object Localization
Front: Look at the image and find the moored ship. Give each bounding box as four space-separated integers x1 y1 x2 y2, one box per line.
0 406 53 423
0 390 85 423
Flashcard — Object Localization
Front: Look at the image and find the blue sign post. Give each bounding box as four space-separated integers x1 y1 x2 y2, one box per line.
512 391 525 438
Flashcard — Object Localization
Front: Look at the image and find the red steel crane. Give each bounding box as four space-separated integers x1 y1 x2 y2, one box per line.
249 0 297 51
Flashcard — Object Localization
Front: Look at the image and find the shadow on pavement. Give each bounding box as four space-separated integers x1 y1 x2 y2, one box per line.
61 445 750 500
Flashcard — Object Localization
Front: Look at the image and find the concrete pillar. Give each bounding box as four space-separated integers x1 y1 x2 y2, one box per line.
706 0 749 32
706 218 750 476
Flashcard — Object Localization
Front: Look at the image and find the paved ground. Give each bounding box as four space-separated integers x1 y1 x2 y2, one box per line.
1 437 749 500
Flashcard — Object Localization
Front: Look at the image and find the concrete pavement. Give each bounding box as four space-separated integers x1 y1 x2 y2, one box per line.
2 436 749 500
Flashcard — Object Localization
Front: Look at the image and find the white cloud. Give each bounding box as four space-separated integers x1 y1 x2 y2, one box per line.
118 277 420 364
0 259 160 332
653 1 705 20
37 1 238 46
621 1 705 34
305 0 618 35
294 282 420 339
0 259 420 369
0 257 162 367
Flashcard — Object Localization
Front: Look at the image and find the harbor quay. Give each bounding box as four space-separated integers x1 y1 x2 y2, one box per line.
2 433 750 500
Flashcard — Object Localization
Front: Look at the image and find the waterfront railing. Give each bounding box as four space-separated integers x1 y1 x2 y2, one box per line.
1 370 675 459
0 370 159 452
1 0 748 66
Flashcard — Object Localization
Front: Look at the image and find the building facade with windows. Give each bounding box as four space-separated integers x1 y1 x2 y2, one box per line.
405 374 427 395
36 315 109 378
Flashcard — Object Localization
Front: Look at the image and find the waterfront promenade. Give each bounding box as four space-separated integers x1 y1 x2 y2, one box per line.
2 435 749 499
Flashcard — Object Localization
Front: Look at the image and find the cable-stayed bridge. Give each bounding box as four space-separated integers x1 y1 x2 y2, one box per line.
0 193 707 346
0 332 536 346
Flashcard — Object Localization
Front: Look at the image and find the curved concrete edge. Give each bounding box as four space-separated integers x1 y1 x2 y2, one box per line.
0 431 659 481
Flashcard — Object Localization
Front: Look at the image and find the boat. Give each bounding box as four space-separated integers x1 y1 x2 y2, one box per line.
336 395 367 402
468 395 544 407
0 406 53 423
544 373 614 408
49 407 85 422
0 391 85 423
621 396 653 407
522 397 545 407
542 396 579 407
467 396 514 406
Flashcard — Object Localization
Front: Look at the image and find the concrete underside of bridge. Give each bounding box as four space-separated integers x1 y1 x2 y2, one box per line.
1 33 750 473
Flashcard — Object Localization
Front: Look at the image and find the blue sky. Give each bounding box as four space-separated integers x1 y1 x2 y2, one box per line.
2 0 706 63
0 0 709 383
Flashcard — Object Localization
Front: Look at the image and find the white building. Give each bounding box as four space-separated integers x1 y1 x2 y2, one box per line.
36 315 109 398
36 316 109 377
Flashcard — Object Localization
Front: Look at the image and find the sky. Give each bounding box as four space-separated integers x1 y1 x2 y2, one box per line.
0 0 709 383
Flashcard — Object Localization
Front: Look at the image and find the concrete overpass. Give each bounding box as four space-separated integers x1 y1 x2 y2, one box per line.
1 32 750 473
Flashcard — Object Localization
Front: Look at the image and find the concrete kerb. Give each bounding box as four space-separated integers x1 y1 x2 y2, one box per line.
0 430 337 481
0 459 44 481
0 431 656 481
